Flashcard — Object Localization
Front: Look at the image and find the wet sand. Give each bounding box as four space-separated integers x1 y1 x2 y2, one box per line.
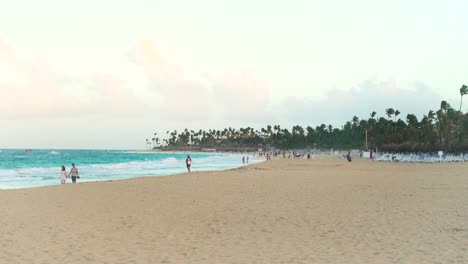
0 158 467 263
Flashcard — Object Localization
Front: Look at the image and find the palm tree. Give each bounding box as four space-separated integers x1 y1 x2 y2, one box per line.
305 126 314 146
385 108 395 120
153 132 157 149
394 110 401 122
146 99 468 152
352 116 359 128
460 84 468 112
368 112 377 130
440 100 450 113
406 114 418 140
266 125 272 136
436 101 454 145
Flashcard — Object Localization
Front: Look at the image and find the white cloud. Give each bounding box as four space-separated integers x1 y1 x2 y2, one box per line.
0 36 457 149
275 78 445 127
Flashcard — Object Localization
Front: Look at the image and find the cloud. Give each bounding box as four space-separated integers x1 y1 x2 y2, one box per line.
2 36 444 131
210 67 270 121
0 37 453 149
276 78 444 126
1 36 273 124
131 38 215 120
0 38 146 118
131 38 272 122
0 37 16 64
83 73 147 116
0 54 62 116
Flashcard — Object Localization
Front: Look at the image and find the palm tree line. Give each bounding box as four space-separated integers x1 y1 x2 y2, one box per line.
145 85 468 153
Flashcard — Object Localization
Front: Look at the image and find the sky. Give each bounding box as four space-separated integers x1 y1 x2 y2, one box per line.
0 0 467 149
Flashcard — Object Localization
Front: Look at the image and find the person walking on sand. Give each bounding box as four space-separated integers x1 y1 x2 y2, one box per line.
59 165 68 184
186 155 192 173
68 163 80 184
345 151 352 162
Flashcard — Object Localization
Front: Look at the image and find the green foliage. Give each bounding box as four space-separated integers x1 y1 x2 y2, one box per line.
150 100 468 152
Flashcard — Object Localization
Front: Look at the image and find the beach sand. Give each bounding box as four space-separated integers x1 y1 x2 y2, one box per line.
1 158 467 263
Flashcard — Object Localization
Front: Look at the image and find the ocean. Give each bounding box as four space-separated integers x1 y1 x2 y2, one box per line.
0 150 257 189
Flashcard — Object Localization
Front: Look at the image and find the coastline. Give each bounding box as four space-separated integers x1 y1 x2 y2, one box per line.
1 158 467 263
0 150 260 190
0 160 263 191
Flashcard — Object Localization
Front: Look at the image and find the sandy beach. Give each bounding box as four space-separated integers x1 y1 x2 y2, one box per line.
1 158 467 263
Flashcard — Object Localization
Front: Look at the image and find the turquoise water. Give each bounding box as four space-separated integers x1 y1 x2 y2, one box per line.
0 150 256 189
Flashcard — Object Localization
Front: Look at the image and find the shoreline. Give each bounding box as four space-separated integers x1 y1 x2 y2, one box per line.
1 158 467 263
3 153 467 191
0 156 264 191
0 151 262 190
0 161 262 192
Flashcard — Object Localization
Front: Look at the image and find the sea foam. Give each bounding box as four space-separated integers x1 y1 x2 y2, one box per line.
0 150 259 189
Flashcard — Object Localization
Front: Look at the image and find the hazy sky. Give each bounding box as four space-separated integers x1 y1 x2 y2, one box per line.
1 0 467 149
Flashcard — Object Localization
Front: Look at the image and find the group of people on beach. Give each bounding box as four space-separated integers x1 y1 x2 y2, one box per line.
59 163 80 184
257 150 354 162
55 151 353 185
56 151 354 185
257 151 305 161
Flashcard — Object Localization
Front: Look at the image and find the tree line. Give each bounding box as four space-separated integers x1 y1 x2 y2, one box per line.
146 85 468 153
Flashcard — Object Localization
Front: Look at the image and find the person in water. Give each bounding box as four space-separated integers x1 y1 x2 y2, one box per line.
186 155 192 172
68 163 80 184
59 165 68 184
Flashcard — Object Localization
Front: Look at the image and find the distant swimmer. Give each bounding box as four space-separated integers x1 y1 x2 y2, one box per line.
186 155 192 172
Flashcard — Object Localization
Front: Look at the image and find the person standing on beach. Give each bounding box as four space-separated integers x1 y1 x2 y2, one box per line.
186 155 192 173
246 156 249 163
59 165 68 184
242 156 245 164
68 163 80 184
